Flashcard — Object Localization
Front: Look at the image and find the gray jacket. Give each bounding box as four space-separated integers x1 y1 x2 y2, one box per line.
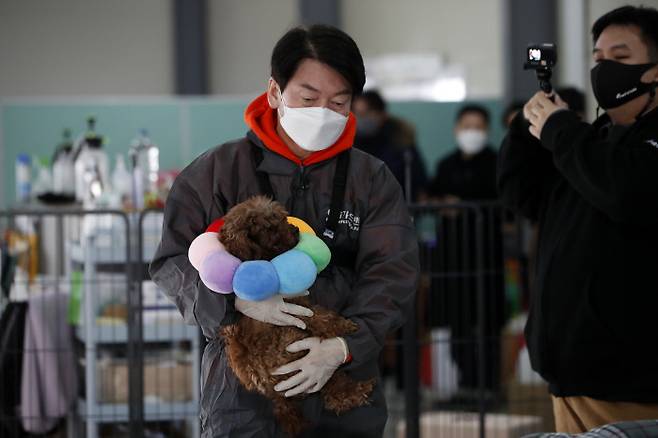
150 131 419 437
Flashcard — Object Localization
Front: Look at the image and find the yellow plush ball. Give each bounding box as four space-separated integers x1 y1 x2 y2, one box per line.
287 216 315 235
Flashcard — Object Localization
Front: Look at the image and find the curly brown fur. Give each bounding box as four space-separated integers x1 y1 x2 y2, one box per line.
221 297 375 436
218 197 375 436
322 372 375 414
219 196 299 261
273 397 307 437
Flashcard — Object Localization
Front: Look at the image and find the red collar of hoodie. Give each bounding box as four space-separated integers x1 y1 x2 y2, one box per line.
244 93 356 166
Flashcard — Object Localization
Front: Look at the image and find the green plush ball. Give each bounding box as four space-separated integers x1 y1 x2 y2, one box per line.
294 232 332 272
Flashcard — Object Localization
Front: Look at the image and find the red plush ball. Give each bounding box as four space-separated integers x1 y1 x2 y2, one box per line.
206 217 225 233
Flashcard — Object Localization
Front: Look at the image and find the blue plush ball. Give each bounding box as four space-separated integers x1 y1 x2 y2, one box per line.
271 249 318 296
232 261 280 301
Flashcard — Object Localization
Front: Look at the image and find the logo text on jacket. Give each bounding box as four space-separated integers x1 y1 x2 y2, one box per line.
326 209 361 232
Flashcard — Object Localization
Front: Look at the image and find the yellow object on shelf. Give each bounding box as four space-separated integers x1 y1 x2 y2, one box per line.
6 228 38 285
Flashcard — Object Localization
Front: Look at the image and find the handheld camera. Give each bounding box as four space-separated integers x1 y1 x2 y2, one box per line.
524 43 557 94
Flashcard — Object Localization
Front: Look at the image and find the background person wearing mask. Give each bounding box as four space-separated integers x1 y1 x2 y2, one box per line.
150 25 419 437
352 93 428 388
353 90 428 201
425 104 504 400
427 104 497 203
498 5 658 433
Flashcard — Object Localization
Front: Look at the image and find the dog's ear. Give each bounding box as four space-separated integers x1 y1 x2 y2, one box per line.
278 222 300 252
263 216 300 260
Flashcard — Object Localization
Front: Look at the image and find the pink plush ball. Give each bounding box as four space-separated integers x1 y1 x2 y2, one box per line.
199 249 242 294
188 232 223 270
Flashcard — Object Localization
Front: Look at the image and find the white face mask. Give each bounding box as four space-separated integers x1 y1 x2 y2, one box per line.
456 129 488 155
278 89 348 152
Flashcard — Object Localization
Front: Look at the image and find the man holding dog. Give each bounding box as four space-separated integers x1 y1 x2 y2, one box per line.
151 25 419 437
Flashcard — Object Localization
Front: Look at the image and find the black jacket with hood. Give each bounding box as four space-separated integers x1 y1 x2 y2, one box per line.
498 106 658 402
149 94 419 437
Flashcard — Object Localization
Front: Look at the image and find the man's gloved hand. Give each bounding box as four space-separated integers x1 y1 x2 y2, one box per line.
235 295 313 330
271 337 348 397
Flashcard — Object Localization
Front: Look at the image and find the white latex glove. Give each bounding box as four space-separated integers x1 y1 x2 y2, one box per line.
235 294 313 330
271 337 346 397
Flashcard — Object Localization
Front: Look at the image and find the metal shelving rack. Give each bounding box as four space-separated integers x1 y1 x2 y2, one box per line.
69 222 200 438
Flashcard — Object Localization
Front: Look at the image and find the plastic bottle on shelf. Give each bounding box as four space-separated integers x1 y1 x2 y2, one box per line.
52 129 76 195
111 154 132 208
129 129 160 210
33 157 53 196
129 152 144 210
73 117 109 203
15 153 32 204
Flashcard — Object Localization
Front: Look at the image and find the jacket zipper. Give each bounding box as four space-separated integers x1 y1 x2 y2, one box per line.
289 164 306 214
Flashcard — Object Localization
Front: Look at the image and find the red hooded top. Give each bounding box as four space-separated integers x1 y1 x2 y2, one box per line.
244 93 356 166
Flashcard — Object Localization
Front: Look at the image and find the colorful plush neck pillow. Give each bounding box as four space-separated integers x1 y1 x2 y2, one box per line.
188 216 331 301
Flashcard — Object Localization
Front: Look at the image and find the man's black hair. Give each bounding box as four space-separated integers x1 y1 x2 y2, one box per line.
271 25 366 95
456 104 490 126
355 90 387 112
556 87 586 114
592 5 658 62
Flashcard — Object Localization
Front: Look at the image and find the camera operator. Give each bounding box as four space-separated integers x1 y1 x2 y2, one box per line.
498 6 658 433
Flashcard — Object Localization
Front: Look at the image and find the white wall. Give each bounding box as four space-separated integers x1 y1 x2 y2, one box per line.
0 0 173 97
557 0 588 91
207 0 299 95
6 0 657 102
0 0 506 99
206 0 506 99
342 0 505 99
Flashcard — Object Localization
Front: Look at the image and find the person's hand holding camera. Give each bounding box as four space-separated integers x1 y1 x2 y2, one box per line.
524 91 569 140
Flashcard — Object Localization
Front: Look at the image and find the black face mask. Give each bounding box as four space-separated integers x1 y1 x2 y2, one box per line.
590 60 656 110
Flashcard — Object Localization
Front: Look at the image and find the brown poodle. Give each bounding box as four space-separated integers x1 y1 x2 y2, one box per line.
218 196 375 436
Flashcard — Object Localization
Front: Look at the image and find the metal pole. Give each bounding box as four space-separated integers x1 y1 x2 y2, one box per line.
174 0 208 95
299 0 341 27
475 207 487 438
403 307 419 438
127 211 144 437
404 149 413 202
504 0 557 102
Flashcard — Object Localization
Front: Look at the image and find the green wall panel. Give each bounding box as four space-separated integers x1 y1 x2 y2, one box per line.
187 99 252 162
1 97 504 208
1 101 181 206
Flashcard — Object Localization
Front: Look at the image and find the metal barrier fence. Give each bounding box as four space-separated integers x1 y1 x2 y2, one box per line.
0 204 550 438
0 209 199 438
394 202 550 438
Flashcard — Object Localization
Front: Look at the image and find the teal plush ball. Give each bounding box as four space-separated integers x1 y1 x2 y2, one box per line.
271 250 317 295
294 232 331 272
232 261 280 301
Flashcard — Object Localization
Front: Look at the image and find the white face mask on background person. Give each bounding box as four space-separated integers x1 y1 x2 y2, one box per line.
456 129 488 155
278 89 348 152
